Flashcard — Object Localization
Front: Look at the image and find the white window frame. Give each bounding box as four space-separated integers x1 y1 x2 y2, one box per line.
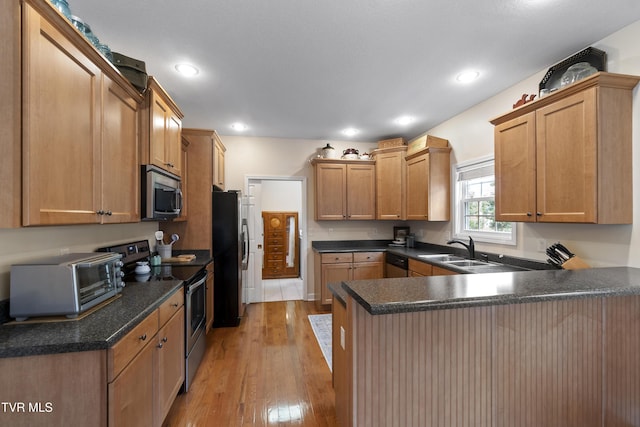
452 156 516 246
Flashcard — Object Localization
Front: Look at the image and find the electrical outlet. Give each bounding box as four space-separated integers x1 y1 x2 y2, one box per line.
537 239 546 252
340 326 346 350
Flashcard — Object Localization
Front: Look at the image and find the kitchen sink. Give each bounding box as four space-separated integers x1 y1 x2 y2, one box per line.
418 254 465 262
444 259 491 267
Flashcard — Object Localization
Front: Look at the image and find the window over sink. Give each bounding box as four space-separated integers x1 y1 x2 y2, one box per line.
453 156 516 245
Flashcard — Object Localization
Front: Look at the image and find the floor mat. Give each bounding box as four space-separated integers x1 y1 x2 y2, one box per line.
308 313 332 371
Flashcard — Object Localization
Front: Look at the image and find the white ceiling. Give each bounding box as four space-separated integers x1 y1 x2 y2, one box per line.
71 0 640 142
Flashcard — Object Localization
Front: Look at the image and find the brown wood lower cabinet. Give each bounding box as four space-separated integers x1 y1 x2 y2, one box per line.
314 251 384 308
0 289 185 427
109 291 184 427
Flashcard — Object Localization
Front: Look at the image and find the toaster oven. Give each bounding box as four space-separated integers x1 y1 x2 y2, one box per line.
10 252 124 321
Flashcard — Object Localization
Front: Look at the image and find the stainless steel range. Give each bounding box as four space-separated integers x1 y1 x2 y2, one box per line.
98 240 208 392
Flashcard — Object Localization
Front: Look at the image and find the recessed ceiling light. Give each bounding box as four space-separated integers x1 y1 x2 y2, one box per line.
394 116 415 126
341 127 360 137
175 63 199 77
456 70 480 83
230 122 249 131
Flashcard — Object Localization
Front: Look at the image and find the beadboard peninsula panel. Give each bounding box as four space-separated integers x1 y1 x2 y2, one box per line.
604 295 640 425
352 301 492 427
349 295 640 427
494 298 603 427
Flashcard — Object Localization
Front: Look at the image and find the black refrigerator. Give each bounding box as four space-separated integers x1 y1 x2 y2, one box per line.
212 190 248 327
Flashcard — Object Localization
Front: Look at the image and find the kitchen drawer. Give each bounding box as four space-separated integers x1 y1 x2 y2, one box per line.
159 289 184 327
353 252 383 263
268 232 284 238
266 253 284 260
267 238 283 246
408 259 432 276
321 253 353 264
108 309 159 382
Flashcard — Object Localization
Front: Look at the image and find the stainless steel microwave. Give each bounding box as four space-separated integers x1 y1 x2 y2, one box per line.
141 165 183 220
10 252 124 321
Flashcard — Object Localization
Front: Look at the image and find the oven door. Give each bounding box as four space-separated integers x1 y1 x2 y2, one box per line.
185 270 207 353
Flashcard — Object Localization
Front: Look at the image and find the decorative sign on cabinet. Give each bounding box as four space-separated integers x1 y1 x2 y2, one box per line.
491 72 640 224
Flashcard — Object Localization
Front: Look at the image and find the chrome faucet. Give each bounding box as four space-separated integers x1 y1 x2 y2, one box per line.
446 236 475 259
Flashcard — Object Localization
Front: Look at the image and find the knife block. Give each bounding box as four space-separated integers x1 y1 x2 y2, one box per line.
562 256 591 270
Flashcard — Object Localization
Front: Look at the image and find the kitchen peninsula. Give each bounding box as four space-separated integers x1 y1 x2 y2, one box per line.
334 268 640 426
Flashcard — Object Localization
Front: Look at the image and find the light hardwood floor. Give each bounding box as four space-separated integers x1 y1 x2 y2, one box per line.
163 301 337 426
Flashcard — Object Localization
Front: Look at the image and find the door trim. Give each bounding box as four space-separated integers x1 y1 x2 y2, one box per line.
245 175 308 301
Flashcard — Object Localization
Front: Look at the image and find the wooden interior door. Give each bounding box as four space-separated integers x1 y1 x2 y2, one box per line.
262 211 300 279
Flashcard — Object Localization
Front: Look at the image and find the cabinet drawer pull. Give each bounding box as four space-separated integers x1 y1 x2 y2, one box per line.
536 212 542 216
157 342 164 349
96 210 104 215
172 302 179 307
139 333 147 341
527 212 532 216
162 337 168 343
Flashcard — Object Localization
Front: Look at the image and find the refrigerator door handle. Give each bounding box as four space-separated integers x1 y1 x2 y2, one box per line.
241 219 250 270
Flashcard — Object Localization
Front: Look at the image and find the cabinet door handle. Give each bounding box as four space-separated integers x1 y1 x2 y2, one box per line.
536 212 542 216
172 303 179 307
96 210 104 215
527 212 532 217
157 342 164 349
139 334 147 341
162 337 168 343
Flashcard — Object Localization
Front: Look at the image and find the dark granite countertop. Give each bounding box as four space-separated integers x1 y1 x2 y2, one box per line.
0 279 183 358
343 267 640 315
313 240 550 273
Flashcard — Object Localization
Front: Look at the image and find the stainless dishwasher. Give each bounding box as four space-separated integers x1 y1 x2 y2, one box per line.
385 252 408 277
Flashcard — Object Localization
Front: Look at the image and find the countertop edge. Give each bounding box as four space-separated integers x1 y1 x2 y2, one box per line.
342 267 640 315
0 280 184 359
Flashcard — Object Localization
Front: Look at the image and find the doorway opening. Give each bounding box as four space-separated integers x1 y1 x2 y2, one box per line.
244 176 307 303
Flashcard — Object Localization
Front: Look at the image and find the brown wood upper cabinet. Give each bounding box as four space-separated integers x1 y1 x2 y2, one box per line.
142 77 184 178
21 0 142 226
312 159 376 220
373 146 407 220
492 72 640 224
405 146 452 221
161 129 219 251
